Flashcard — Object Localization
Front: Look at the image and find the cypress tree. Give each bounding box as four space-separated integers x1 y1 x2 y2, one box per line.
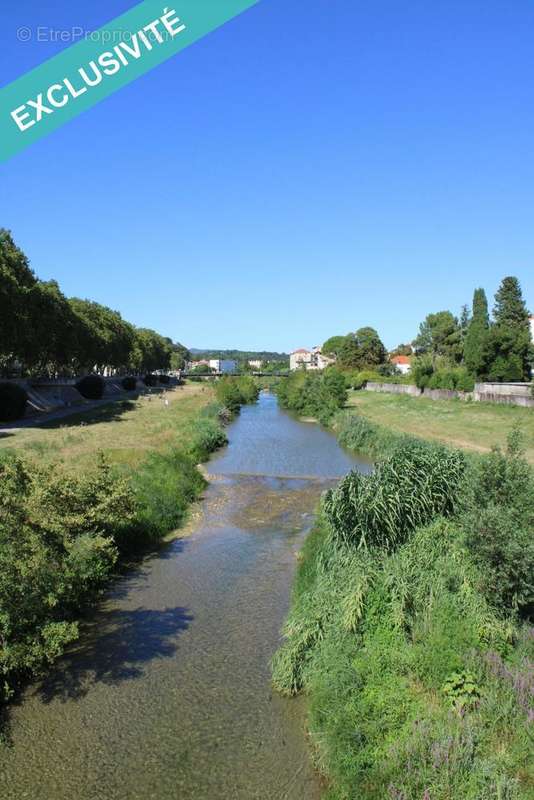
486 277 531 381
463 288 489 377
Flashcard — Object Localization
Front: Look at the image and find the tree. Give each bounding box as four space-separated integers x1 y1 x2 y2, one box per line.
485 277 531 381
391 343 413 357
322 336 346 357
414 311 462 364
0 229 37 373
170 342 190 371
463 288 490 377
338 328 387 369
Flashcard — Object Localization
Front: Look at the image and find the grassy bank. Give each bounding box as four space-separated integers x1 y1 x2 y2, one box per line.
347 390 534 463
0 379 257 722
272 379 534 799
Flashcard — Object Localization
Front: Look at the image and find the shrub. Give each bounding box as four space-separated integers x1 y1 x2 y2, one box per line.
159 374 170 384
215 376 259 415
75 374 105 400
0 453 134 703
129 450 206 541
121 376 137 391
462 430 534 617
0 382 28 422
143 373 158 387
276 368 347 423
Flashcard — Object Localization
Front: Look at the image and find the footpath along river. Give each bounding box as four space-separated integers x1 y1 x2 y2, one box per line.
0 392 369 800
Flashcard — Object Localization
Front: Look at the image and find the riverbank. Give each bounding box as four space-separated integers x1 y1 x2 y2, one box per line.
272 381 534 800
0 382 246 726
0 383 216 471
347 389 534 462
0 392 360 799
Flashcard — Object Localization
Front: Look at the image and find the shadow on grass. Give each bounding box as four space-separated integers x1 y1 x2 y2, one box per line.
37 604 193 704
28 398 139 431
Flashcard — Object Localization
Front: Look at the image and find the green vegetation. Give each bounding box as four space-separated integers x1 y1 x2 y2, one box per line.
276 368 347 424
463 288 490 377
0 229 189 378
0 382 28 422
0 382 258 721
346 390 534 462
273 431 534 800
320 274 532 390
214 375 260 415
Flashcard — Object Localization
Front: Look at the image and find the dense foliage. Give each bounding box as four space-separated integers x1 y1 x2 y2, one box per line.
276 368 348 424
0 382 28 422
0 401 233 713
319 275 531 389
0 229 186 378
214 376 260 415
324 442 465 550
273 429 534 799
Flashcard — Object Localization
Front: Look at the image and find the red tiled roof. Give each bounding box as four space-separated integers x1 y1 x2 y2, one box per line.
391 355 411 365
292 349 310 354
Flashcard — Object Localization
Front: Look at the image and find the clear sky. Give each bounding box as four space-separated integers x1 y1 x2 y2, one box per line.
2 0 534 352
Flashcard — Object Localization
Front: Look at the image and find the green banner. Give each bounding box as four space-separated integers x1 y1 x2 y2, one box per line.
0 0 259 163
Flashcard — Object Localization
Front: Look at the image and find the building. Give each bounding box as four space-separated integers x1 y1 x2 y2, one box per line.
248 359 263 370
391 355 412 375
209 359 238 374
290 346 336 371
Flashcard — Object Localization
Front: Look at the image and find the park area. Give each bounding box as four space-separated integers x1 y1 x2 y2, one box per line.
348 389 534 462
0 383 215 473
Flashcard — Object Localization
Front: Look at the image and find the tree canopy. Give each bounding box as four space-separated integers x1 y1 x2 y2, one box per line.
0 229 180 377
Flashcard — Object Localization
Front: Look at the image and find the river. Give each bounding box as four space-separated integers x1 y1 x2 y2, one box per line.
0 392 368 800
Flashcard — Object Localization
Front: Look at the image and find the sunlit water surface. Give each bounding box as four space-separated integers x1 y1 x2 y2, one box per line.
0 393 368 800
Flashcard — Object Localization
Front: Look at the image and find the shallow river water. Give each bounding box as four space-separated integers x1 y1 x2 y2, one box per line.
0 393 368 800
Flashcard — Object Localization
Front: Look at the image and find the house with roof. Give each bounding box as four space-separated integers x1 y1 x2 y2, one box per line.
290 347 336 371
391 355 412 375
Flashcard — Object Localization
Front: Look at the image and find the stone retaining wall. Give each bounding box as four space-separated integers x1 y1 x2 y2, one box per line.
366 382 422 397
365 381 533 408
474 382 534 407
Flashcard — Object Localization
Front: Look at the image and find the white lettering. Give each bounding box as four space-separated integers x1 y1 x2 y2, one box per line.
10 104 35 132
98 51 121 76
47 84 69 108
78 61 103 88
64 77 88 99
26 93 53 122
160 7 186 38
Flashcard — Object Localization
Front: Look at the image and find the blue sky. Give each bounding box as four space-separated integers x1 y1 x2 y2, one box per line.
2 0 534 352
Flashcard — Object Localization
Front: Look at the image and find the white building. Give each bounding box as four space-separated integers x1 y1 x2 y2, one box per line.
290 347 336 371
391 355 412 375
209 359 238 374
248 359 263 370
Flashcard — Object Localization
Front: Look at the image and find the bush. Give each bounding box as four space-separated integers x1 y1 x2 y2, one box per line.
0 452 134 704
121 376 137 391
276 368 347 424
75 374 105 400
462 430 534 617
214 376 259 415
143 373 158 387
129 450 206 541
0 382 28 422
426 366 475 392
159 374 170 384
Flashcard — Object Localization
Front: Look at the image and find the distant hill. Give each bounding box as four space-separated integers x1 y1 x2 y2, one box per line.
190 349 289 362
